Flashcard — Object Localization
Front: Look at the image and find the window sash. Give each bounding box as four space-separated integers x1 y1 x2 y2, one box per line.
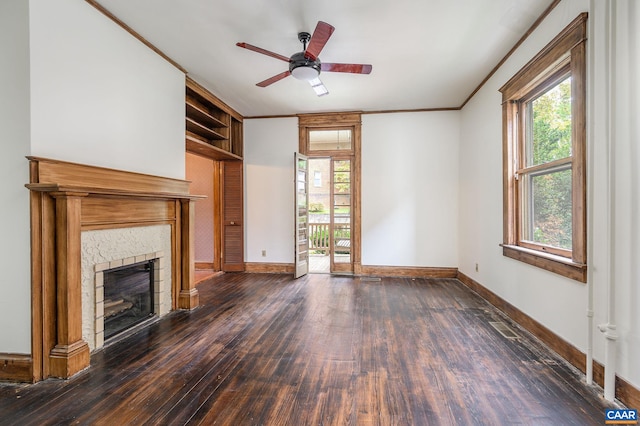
518 163 573 257
515 72 574 256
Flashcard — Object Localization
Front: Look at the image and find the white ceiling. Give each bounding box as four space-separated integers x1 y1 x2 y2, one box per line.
97 0 553 117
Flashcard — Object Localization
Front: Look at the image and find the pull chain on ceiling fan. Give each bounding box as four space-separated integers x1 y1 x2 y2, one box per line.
236 21 372 96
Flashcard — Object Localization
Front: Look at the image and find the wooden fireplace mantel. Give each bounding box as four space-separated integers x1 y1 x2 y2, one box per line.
25 156 204 382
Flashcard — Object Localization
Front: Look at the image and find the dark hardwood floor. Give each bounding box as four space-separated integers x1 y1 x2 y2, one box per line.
0 273 618 425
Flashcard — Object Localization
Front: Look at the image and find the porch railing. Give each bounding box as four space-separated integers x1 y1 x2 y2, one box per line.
309 223 350 253
309 223 330 251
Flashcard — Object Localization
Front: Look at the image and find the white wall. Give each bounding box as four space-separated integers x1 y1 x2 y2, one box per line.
362 112 459 267
244 118 299 263
244 112 460 269
0 0 186 355
459 0 640 390
0 0 33 354
28 0 186 180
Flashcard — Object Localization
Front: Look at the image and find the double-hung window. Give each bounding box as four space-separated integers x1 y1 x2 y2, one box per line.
500 14 587 282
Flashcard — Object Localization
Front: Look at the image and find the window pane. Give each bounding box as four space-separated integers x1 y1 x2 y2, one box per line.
526 77 572 167
521 168 572 250
309 129 352 151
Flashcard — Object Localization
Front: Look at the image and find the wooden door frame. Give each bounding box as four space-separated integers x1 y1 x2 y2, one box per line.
298 113 361 274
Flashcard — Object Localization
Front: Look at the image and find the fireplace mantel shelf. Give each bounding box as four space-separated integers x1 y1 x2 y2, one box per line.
26 183 206 201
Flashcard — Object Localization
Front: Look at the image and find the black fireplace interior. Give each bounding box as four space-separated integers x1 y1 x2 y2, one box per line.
103 260 155 340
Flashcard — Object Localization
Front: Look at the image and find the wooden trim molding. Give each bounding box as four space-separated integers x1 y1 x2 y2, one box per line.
245 262 295 274
501 245 587 283
456 271 640 409
0 354 33 383
358 265 458 279
243 264 458 280
187 77 243 122
499 14 588 282
298 113 362 276
460 0 563 108
27 157 202 382
84 0 187 74
27 156 191 195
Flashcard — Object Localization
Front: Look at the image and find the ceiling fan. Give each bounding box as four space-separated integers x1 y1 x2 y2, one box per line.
236 21 372 97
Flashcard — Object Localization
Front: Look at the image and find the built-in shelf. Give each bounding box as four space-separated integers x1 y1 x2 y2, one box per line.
186 117 226 141
185 77 242 160
186 100 227 129
186 133 242 161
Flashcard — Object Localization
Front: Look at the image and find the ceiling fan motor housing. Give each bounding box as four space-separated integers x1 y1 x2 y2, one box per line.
289 51 321 80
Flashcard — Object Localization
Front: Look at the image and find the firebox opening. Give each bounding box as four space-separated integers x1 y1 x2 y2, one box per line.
103 260 155 340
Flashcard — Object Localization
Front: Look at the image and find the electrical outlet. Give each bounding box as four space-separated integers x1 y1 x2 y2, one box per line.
475 262 479 272
261 250 266 257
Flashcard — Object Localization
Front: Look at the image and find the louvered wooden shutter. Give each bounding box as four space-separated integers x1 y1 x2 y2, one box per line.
221 161 244 271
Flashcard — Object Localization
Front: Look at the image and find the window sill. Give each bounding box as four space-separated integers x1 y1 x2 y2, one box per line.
500 244 587 283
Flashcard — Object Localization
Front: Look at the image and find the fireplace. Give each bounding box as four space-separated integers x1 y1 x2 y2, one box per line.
25 156 201 382
103 260 154 340
84 228 171 351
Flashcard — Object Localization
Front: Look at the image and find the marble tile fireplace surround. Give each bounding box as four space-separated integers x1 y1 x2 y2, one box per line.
24 157 202 382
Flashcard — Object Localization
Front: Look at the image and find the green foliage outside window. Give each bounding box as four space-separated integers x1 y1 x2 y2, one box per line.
526 77 572 250
309 202 325 212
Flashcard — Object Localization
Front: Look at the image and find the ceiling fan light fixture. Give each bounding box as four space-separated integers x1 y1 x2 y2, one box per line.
291 65 320 81
309 77 329 96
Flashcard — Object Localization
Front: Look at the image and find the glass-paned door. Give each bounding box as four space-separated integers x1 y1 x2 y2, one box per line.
331 159 352 273
294 153 309 278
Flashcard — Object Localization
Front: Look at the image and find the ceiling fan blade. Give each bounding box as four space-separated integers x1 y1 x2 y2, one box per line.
304 21 335 61
308 77 329 97
321 63 373 74
256 70 291 87
236 42 290 63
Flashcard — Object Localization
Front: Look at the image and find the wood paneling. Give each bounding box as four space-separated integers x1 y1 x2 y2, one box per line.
26 157 201 381
81 198 176 228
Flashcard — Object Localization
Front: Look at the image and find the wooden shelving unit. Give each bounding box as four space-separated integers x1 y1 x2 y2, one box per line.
185 77 243 161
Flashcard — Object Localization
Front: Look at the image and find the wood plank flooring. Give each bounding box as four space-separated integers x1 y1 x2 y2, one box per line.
0 273 618 425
